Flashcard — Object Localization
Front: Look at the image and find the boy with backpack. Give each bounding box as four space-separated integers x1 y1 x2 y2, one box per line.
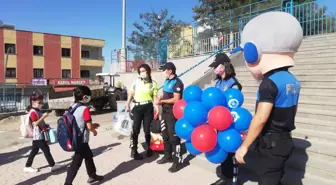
62 86 104 185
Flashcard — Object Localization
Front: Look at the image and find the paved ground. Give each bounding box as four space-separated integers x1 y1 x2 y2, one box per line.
0 112 222 185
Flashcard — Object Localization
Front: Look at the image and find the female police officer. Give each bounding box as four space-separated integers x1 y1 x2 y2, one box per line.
126 63 159 160
155 62 184 173
209 53 242 185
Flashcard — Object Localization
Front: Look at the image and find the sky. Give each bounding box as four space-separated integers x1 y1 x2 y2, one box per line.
0 0 335 72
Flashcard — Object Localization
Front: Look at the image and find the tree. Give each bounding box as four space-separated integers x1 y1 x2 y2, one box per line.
128 9 186 61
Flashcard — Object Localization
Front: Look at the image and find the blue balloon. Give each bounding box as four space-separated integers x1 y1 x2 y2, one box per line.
184 101 208 127
224 88 244 109
218 128 242 153
186 140 202 155
205 145 228 164
175 118 194 141
231 107 253 131
201 87 226 110
183 85 203 102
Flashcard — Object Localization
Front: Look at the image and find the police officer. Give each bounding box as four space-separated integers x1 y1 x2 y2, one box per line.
156 62 184 173
126 64 159 160
234 12 303 185
209 53 241 185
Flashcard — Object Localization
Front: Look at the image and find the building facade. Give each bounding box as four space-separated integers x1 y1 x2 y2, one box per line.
0 27 105 85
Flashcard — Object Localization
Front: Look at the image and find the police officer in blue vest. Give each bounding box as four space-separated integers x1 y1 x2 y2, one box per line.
156 62 184 173
209 53 241 185
234 12 303 185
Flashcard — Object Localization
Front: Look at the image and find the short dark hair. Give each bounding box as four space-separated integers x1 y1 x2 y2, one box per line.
26 92 44 111
73 86 92 102
216 62 236 80
138 63 153 83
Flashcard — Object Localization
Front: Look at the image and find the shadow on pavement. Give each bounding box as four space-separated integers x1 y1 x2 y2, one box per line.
15 142 122 185
0 145 32 166
95 152 160 185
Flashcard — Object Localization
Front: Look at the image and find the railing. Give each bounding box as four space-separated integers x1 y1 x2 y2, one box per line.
168 32 240 59
159 0 336 61
158 40 240 90
81 56 105 61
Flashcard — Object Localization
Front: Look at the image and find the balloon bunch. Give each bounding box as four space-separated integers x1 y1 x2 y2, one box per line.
173 85 252 164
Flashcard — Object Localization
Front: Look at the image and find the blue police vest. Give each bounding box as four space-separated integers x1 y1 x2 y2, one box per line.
215 77 236 92
257 70 301 133
163 79 177 93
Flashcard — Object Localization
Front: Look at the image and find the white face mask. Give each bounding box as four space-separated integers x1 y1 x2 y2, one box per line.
140 72 147 79
163 71 170 79
83 96 91 104
37 104 43 109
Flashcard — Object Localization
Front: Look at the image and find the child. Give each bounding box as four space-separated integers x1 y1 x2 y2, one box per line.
24 92 62 173
64 86 104 185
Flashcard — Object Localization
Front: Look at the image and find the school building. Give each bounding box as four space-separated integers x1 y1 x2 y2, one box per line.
0 25 105 85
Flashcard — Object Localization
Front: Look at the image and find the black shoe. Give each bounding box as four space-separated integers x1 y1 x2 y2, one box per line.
210 178 233 185
156 155 173 164
168 162 183 173
87 174 104 184
146 149 153 157
131 150 143 160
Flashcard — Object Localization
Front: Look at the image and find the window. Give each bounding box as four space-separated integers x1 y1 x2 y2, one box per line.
81 50 90 58
33 46 43 56
80 70 90 78
6 68 16 78
33 69 44 78
4 43 16 54
62 48 71 57
62 69 71 79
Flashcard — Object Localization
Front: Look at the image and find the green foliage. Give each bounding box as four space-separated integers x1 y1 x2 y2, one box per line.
128 9 186 61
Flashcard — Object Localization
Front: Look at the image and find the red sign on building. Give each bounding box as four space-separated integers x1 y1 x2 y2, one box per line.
49 79 89 86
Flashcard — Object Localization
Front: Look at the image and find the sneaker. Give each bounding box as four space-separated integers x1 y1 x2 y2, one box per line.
146 149 153 157
50 164 63 172
168 162 183 173
23 167 39 173
156 155 173 164
87 174 104 184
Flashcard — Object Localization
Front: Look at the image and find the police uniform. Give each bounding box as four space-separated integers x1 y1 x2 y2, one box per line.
214 77 242 185
130 77 158 159
256 67 300 185
157 62 184 173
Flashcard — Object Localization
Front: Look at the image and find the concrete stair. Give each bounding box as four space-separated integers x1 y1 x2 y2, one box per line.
194 33 336 184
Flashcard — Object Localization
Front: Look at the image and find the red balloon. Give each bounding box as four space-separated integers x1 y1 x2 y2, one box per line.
173 99 187 119
191 125 217 152
208 106 233 131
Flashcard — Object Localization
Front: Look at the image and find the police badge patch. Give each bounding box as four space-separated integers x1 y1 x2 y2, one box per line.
176 87 181 92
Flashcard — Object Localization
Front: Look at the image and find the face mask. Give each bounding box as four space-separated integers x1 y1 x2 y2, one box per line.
163 71 170 79
83 96 91 104
37 104 43 109
140 72 147 79
215 69 224 76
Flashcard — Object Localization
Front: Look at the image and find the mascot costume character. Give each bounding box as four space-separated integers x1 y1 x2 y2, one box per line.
233 12 303 185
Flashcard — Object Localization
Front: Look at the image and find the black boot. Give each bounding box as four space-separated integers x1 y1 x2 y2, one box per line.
168 144 183 173
156 154 173 164
87 174 104 184
131 148 143 160
214 178 233 185
145 136 153 157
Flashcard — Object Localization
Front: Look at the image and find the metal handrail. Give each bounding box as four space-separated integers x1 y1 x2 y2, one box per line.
158 39 240 90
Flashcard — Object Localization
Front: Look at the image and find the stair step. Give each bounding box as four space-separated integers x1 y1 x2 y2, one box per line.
243 103 336 125
294 56 336 63
298 45 336 52
295 51 336 58
295 117 336 131
243 85 336 97
293 127 336 142
237 69 336 76
239 75 336 81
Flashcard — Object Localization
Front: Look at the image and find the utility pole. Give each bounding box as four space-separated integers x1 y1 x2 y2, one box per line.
120 0 127 72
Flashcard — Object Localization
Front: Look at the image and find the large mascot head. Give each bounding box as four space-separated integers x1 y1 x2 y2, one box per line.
235 12 303 80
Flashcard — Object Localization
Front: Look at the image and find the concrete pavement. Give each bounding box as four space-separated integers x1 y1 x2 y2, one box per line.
0 112 220 185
